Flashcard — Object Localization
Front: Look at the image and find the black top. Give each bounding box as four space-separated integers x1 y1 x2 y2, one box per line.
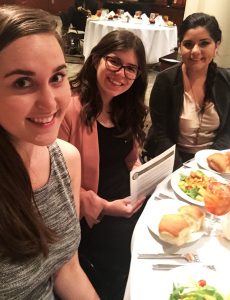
144 64 230 169
79 122 144 299
97 121 133 200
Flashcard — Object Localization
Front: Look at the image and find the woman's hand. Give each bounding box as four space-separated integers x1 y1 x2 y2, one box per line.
102 196 146 218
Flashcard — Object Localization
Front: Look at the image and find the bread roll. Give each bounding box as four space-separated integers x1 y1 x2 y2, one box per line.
158 214 191 246
207 152 230 173
178 205 205 232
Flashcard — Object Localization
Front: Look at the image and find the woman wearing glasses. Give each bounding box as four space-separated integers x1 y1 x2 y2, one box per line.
59 30 148 299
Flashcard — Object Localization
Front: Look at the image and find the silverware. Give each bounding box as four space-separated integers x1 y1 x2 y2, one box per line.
182 158 195 168
152 264 216 271
138 253 200 262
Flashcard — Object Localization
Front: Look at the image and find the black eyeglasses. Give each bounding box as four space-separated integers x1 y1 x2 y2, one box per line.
104 56 140 80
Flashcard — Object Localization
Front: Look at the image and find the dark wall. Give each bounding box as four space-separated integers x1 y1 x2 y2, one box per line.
0 0 74 14
103 1 185 28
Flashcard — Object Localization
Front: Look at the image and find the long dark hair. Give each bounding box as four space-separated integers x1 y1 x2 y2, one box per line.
0 5 61 261
70 30 148 146
179 13 222 101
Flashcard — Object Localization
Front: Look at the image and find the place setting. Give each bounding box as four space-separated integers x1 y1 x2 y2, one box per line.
194 148 230 181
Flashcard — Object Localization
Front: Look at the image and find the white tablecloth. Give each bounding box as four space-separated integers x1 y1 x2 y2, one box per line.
83 19 178 64
124 162 230 300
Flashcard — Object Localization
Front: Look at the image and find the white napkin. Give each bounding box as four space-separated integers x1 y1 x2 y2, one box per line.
107 11 115 17
154 15 165 26
141 13 149 23
124 11 132 18
222 211 230 240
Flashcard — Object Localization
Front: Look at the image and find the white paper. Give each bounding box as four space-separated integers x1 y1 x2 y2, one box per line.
130 145 175 200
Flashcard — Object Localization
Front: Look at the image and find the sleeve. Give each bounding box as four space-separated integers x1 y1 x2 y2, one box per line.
144 70 183 169
59 97 106 227
58 97 82 148
211 70 230 150
80 188 107 228
212 111 230 150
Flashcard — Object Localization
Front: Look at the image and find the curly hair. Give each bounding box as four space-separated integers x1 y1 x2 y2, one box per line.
70 30 148 146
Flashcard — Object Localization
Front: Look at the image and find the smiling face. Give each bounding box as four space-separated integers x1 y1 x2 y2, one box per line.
0 33 71 148
96 49 138 103
179 26 219 73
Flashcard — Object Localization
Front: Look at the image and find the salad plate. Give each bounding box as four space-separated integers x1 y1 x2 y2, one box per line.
170 167 227 206
167 265 229 299
147 199 204 244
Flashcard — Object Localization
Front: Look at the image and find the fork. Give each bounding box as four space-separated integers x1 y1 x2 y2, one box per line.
138 252 200 262
152 264 216 271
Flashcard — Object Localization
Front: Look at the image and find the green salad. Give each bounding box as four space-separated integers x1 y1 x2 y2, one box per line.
178 170 215 202
170 280 224 300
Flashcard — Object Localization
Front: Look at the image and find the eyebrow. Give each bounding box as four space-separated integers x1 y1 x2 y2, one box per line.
183 38 211 42
108 56 138 67
4 64 67 78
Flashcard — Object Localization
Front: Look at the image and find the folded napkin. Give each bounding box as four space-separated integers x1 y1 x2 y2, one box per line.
154 15 165 26
141 13 149 23
107 10 115 17
124 11 132 19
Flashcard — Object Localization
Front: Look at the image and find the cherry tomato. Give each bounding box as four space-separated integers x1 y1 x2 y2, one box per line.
198 279 206 287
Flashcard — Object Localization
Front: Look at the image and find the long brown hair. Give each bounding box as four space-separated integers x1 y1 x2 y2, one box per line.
0 5 61 261
70 30 148 146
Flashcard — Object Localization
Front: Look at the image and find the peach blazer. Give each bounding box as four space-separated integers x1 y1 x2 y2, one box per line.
59 96 141 226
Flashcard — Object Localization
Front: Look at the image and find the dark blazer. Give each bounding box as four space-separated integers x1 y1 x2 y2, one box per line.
144 63 230 169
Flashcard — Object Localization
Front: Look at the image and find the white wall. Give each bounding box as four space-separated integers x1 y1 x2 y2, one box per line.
184 0 230 67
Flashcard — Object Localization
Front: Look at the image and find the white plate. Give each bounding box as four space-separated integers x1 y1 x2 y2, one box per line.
164 265 229 299
147 199 204 244
195 149 230 177
171 167 228 206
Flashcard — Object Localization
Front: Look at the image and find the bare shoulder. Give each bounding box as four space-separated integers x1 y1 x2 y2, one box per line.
56 139 80 175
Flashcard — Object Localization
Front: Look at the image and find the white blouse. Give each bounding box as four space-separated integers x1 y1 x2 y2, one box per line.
177 92 220 154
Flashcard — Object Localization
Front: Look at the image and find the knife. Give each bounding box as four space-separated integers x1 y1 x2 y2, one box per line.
152 264 216 271
138 253 185 259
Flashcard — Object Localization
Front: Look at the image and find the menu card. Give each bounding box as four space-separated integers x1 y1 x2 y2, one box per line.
130 145 175 200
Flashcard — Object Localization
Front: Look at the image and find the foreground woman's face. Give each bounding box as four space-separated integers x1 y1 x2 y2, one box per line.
0 33 71 147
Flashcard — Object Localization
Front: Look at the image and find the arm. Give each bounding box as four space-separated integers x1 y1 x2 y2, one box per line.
80 187 145 227
149 72 176 153
211 69 230 150
54 254 99 300
145 67 184 168
55 139 99 299
212 120 230 150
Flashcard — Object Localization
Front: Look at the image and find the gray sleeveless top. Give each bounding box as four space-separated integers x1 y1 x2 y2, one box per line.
0 142 81 299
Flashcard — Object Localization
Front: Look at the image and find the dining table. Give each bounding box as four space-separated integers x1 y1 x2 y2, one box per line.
83 18 178 65
123 159 230 300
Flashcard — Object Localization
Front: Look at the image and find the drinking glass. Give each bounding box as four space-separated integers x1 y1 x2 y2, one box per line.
203 182 230 236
